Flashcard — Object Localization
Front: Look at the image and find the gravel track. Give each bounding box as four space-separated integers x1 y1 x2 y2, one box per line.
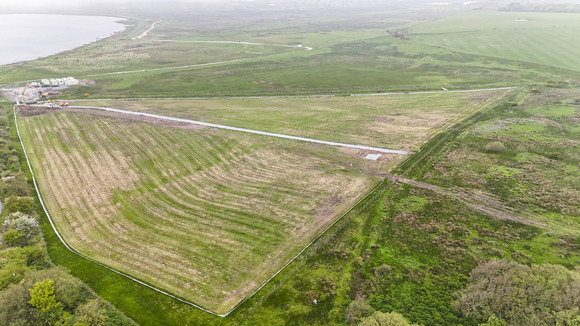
67 87 517 102
68 105 409 154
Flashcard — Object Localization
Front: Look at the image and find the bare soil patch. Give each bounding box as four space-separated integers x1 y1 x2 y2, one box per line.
17 105 57 117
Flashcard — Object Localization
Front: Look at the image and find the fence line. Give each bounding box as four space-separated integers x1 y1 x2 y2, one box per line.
12 105 226 317
232 179 391 324
15 102 394 320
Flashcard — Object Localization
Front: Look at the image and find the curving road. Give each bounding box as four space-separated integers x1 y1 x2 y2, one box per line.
132 20 162 40
68 105 409 154
161 39 313 51
85 40 311 77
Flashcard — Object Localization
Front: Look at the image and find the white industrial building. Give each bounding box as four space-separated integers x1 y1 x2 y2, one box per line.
40 77 79 87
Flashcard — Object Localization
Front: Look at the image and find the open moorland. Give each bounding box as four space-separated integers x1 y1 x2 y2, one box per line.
417 87 580 235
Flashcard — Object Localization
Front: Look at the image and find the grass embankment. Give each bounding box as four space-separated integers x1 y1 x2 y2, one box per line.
77 90 510 151
17 109 381 313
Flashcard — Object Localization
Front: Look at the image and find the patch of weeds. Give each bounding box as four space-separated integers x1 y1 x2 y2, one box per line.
526 104 577 118
395 195 429 212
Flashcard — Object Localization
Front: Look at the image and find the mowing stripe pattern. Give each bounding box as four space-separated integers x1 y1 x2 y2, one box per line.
17 109 378 313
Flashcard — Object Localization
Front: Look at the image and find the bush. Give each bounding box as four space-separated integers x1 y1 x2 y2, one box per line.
2 230 26 247
74 299 106 326
358 311 418 326
0 283 36 325
345 300 375 324
548 152 562 160
456 260 580 326
3 212 39 239
1 174 33 198
4 195 36 215
24 267 92 311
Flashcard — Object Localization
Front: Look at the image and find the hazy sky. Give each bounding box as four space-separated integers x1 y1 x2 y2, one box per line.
0 0 234 15
0 0 436 16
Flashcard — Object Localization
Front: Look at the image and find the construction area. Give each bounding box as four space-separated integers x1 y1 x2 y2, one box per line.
0 76 82 108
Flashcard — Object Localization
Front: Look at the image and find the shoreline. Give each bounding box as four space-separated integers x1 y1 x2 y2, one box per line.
0 14 130 67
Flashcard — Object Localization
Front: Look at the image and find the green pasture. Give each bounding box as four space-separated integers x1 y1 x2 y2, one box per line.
4 9 580 99
412 28 580 72
77 89 509 150
0 40 301 81
410 11 580 72
410 11 580 33
60 35 574 98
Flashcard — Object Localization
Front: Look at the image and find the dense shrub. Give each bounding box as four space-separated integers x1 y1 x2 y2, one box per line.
358 311 418 326
1 173 33 198
456 260 580 326
2 229 25 247
345 300 374 324
4 195 36 215
3 212 39 239
0 267 129 326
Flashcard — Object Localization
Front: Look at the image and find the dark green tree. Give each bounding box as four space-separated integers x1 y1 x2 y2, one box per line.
457 260 580 326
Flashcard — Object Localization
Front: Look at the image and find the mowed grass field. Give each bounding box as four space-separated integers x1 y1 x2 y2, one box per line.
410 11 580 72
76 90 511 151
17 109 380 313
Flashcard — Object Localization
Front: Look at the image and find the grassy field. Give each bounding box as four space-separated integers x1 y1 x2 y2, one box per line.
0 35 302 82
17 109 382 313
55 36 574 99
76 90 511 151
4 8 579 99
411 11 580 72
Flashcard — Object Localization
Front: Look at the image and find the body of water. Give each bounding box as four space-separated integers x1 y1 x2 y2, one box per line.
0 14 127 66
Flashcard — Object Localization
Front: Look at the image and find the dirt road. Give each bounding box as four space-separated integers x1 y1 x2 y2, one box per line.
85 39 311 77
384 174 575 235
132 20 162 40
